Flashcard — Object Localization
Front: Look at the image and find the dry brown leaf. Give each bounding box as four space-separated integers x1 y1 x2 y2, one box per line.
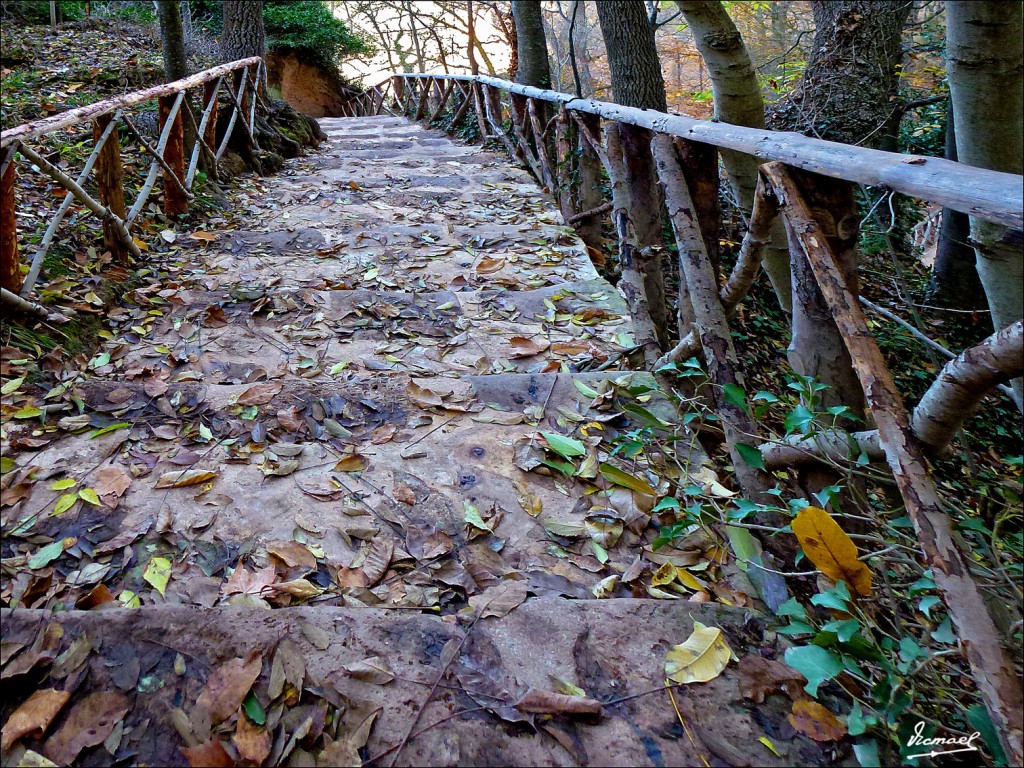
181 739 234 768
475 256 505 274
787 700 847 742
233 713 272 763
277 406 306 432
361 539 394 587
514 689 603 716
93 466 132 508
344 656 395 685
468 579 529 619
394 481 416 505
154 469 217 489
334 454 369 472
791 507 872 596
194 652 262 724
266 540 316 573
736 654 807 703
222 564 277 596
1 689 70 751
508 336 551 358
268 639 305 701
512 479 542 517
43 692 129 765
235 381 283 406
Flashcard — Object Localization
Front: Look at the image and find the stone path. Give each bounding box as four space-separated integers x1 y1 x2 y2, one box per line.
1 117 822 766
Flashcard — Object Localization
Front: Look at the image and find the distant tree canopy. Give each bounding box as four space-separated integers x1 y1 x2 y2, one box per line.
188 0 372 76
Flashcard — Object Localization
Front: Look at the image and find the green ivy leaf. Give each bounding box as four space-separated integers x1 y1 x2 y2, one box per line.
784 645 843 697
540 432 585 458
243 692 267 726
736 443 765 470
722 383 747 410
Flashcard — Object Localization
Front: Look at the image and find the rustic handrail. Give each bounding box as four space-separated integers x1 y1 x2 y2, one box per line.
0 57 263 302
0 57 262 147
364 73 1022 229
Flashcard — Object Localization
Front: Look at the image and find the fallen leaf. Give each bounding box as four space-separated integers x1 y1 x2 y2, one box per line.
665 622 732 684
737 654 806 703
143 556 171 595
469 579 529 618
268 639 304 701
222 564 277 597
195 652 263 724
791 507 872 596
787 699 847 742
1 689 70 751
512 479 542 517
475 256 505 274
155 469 217 489
514 689 602 716
43 692 128 765
508 336 551 358
233 712 272 763
334 454 369 472
181 739 234 768
93 466 132 508
234 381 283 406
344 656 394 685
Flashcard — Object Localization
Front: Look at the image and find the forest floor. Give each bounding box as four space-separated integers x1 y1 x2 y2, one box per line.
1 114 831 765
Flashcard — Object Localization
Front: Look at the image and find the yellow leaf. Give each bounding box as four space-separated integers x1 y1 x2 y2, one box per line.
154 469 217 489
143 556 171 595
676 569 706 592
512 479 542 517
651 562 677 587
334 454 369 472
665 621 732 684
791 507 872 596
52 493 78 516
759 736 781 757
78 488 101 506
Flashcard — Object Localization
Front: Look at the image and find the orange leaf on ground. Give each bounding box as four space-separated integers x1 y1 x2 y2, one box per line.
1 689 70 751
194 652 263 724
791 506 873 596
787 699 847 742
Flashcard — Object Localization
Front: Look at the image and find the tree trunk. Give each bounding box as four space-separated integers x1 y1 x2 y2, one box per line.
159 0 188 80
769 1 912 148
220 0 265 62
595 0 669 343
675 0 793 313
158 1 196 157
946 0 1024 408
927 101 988 311
512 1 551 88
595 1 667 112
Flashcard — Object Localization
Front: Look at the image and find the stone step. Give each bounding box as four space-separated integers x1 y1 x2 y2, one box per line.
0 599 817 766
100 281 631 384
3 373 722 615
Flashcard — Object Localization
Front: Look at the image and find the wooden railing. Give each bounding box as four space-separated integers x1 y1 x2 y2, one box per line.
348 73 1024 761
0 56 265 312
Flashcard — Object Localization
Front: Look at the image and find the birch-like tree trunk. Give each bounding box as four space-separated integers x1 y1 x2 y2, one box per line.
595 0 669 342
946 0 1024 408
675 0 793 312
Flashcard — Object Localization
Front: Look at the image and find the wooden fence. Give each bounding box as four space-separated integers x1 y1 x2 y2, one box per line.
348 73 1024 760
0 56 264 313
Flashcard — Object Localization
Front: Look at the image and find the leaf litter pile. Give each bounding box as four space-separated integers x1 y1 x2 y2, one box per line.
3 113 838 765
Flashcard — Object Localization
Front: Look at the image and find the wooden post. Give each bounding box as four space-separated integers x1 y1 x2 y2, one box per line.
414 77 432 121
158 94 188 217
92 114 128 263
574 112 607 251
763 161 1024 767
554 106 577 225
202 80 220 154
0 150 21 293
428 80 455 124
604 123 660 367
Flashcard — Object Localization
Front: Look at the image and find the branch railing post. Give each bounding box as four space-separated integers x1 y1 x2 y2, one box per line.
762 160 1024 767
92 112 129 264
0 146 21 293
157 92 188 217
